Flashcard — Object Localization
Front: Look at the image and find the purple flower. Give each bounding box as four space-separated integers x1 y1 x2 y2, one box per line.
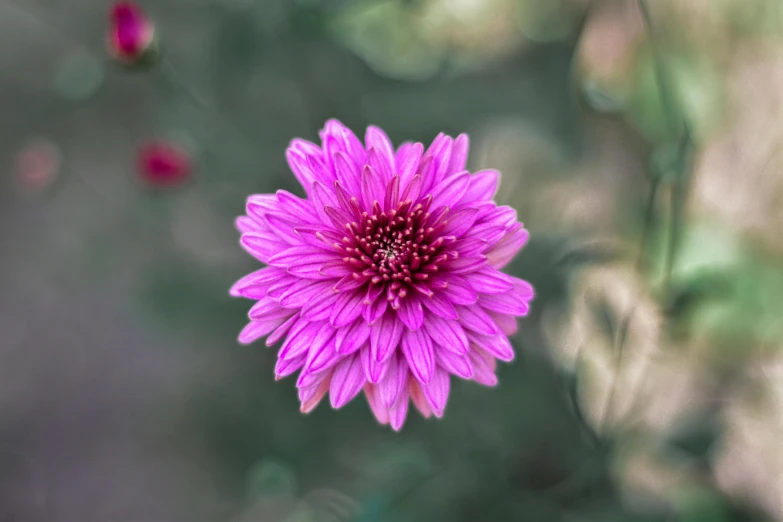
231 120 533 430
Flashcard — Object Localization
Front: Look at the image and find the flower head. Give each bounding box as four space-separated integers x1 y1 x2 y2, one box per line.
108 2 155 64
137 140 191 187
232 120 533 430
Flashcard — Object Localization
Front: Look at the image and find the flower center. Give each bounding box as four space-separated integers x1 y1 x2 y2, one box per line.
339 195 457 307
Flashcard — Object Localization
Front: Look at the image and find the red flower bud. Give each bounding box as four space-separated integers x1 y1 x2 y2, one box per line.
108 2 155 64
137 141 191 187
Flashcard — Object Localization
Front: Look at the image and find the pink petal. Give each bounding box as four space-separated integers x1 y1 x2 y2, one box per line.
235 216 256 234
423 314 469 355
370 312 404 362
286 149 316 192
409 379 432 418
441 256 487 275
330 289 365 327
267 275 301 299
240 232 288 263
462 267 514 294
433 275 478 305
366 126 395 182
276 189 318 223
248 297 287 319
329 353 366 408
397 297 424 330
468 332 515 362
488 311 518 336
300 374 331 413
450 237 488 257
335 319 372 354
364 384 389 425
275 353 306 379
461 169 499 203
304 334 340 373
279 320 328 360
467 349 498 386
311 181 338 226
379 352 408 409
361 165 385 211
279 280 332 309
230 267 285 299
401 175 422 203
396 142 423 190
478 292 530 316
456 304 499 336
384 175 400 212
388 385 410 431
238 317 287 345
333 151 361 196
436 350 474 379
486 228 530 269
421 293 459 320
447 133 469 177
301 291 340 321
267 313 301 346
367 147 392 187
430 171 470 209
401 328 435 384
268 246 337 269
361 344 391 383
422 368 450 418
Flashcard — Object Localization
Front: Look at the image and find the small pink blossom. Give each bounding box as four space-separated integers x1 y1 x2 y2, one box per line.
137 141 191 187
231 120 533 430
108 2 155 64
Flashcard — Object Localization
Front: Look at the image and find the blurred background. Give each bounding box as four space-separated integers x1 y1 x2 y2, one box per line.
2 0 783 520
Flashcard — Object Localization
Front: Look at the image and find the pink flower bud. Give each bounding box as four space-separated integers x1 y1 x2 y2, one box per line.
137 141 191 187
108 2 155 64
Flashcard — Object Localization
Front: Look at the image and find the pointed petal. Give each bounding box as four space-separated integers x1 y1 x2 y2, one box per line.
361 343 391 383
461 169 499 203
396 142 423 190
456 304 499 336
267 312 301 346
421 293 459 320
379 352 408 409
330 289 365 327
409 379 432 418
431 171 470 209
401 328 436 384
468 332 515 362
436 349 474 379
397 297 424 330
486 228 530 269
463 267 513 294
364 384 389 425
329 353 366 408
422 368 450 418
467 348 498 386
423 314 469 355
388 385 409 431
478 291 530 316
275 353 306 379
334 319 372 355
370 312 404 362
238 317 287 345
279 280 332 308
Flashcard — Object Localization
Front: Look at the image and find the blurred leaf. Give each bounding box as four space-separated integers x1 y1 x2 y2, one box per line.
246 459 297 500
555 240 621 268
586 293 619 348
663 408 723 464
664 270 732 319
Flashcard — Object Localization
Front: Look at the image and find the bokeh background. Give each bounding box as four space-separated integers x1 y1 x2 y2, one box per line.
2 0 783 520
